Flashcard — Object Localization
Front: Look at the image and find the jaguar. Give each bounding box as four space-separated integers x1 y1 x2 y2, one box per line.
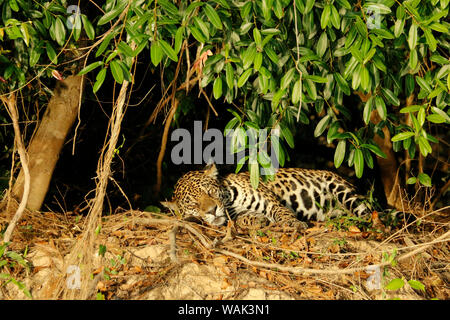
161 163 371 230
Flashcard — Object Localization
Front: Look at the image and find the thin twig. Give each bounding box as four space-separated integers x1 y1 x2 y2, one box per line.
169 224 179 263
1 93 31 244
154 99 179 194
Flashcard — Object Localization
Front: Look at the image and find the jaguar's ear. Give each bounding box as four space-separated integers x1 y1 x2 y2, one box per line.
160 200 178 212
204 162 218 178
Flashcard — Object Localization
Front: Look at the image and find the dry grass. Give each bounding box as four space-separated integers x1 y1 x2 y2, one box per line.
0 202 448 300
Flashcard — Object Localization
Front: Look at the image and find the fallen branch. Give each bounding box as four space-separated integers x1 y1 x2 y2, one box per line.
130 215 450 276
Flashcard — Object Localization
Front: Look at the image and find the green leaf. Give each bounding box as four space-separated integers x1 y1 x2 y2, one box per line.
334 140 346 168
271 133 285 166
314 115 331 137
430 54 449 65
406 177 416 184
258 150 272 168
118 42 134 57
334 73 350 95
110 60 124 83
189 26 206 43
408 280 425 291
400 105 422 113
305 0 316 13
355 17 368 38
365 3 391 14
159 39 178 62
343 57 359 79
330 5 340 29
159 0 180 17
408 23 418 50
418 136 432 156
304 79 317 100
381 88 400 106
81 15 95 40
9 0 19 11
46 42 57 64
249 162 259 189
391 131 415 142
150 41 163 66
239 2 252 19
350 45 363 63
280 68 296 90
415 76 432 93
271 89 285 110
242 44 257 69
431 107 450 123
394 19 405 38
279 123 295 148
29 46 41 67
292 79 302 104
204 3 223 30
143 205 161 213
418 173 431 187
417 107 425 127
174 27 184 54
361 143 387 158
372 54 387 72
316 32 328 57
96 32 114 58
20 23 30 46
360 65 370 91
423 28 437 52
335 0 351 9
264 46 279 64
237 69 252 88
261 28 281 35
354 148 364 178
362 148 374 169
375 96 387 120
254 52 263 71
193 17 210 40
225 63 234 89
427 114 445 123
304 75 328 83
253 28 262 46
321 5 331 29
213 76 222 99
54 17 66 46
363 48 376 65
78 61 104 75
363 97 373 125
352 64 362 90
409 48 418 70
98 7 122 26
386 278 405 291
93 68 107 93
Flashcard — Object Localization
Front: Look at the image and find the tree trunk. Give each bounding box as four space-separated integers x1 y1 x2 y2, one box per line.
370 111 403 210
11 75 84 211
355 90 404 210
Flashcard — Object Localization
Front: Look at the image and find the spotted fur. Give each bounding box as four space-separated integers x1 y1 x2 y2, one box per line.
161 164 370 230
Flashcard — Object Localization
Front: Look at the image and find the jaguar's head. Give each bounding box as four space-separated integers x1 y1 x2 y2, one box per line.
161 163 227 226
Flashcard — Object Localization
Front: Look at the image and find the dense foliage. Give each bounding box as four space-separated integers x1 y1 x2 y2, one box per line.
0 0 449 190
